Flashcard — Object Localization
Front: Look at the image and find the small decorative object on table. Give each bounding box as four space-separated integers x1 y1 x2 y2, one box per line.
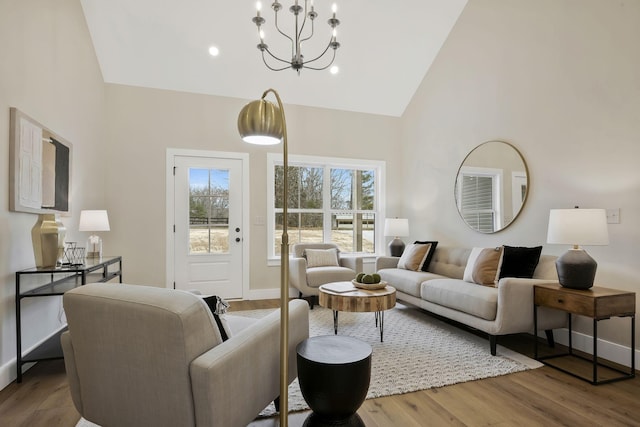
62 242 85 266
352 272 387 290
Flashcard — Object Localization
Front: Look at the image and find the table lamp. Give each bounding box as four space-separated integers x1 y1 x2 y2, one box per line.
384 218 409 257
79 210 110 259
546 207 608 289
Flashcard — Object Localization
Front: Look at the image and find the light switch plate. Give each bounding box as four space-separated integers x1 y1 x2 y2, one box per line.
606 208 620 224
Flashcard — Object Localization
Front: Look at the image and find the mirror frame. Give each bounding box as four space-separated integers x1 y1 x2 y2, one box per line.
454 140 529 234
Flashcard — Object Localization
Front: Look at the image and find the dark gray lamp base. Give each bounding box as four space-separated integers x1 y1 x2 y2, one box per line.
388 238 405 257
555 249 597 289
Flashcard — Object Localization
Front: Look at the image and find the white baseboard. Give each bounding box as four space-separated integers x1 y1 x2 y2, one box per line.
0 358 36 391
0 360 15 391
545 328 638 369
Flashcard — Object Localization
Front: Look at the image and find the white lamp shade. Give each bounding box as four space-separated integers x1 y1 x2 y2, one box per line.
79 210 111 232
384 218 409 237
546 208 608 246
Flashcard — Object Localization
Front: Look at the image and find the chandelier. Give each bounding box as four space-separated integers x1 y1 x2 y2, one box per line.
251 1 341 74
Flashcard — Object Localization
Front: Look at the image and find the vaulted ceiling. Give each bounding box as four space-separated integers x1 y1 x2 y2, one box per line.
81 0 468 117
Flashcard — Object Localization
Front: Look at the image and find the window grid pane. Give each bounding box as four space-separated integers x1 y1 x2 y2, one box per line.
189 168 229 254
273 162 378 256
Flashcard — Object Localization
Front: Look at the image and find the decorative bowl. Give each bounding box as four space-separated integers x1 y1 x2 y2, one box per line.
351 279 387 290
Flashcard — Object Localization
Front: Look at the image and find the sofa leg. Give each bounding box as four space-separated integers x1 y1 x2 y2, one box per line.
489 335 497 356
274 396 280 412
545 329 555 348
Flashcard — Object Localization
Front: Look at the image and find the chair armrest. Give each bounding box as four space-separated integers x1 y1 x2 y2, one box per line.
61 331 83 414
190 299 310 427
289 257 307 291
375 256 399 271
340 255 363 272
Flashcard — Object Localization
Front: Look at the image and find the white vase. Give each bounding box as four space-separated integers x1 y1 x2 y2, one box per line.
31 214 66 267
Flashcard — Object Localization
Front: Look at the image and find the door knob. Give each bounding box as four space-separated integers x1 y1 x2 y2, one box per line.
235 237 241 242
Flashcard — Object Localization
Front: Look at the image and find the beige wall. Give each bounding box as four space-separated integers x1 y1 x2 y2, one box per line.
401 0 640 349
104 84 401 290
2 0 638 389
0 0 107 387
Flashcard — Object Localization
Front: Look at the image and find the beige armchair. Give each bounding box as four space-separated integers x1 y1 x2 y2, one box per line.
61 283 309 427
289 243 363 307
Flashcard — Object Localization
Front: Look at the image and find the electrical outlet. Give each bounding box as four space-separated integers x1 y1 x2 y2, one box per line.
606 208 620 224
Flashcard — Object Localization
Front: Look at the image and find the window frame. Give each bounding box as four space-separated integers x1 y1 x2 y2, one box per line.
267 153 386 262
456 166 503 233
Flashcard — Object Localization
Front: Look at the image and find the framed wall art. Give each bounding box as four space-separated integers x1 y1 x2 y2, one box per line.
9 107 72 214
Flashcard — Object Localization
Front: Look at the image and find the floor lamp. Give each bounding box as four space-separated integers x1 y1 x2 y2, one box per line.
237 89 290 427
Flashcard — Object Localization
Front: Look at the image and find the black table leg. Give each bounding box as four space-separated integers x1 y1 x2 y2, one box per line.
333 310 339 335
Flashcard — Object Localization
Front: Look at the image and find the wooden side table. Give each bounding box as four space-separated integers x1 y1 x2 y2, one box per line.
534 283 635 385
319 282 396 342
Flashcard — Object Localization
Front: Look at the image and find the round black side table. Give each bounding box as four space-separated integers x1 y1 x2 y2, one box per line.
296 335 372 425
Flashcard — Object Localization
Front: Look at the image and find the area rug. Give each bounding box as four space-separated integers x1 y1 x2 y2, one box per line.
253 303 541 417
75 303 540 426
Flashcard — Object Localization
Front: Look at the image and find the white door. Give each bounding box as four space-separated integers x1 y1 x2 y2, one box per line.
173 156 244 298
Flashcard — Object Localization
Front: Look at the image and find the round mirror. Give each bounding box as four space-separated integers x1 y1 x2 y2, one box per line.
454 140 528 233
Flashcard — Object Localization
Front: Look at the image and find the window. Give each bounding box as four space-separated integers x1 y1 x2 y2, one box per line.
456 167 503 233
268 154 385 258
189 168 229 253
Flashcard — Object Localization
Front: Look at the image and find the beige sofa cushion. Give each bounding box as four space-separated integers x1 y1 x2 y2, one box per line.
378 268 446 297
421 278 498 321
428 247 471 279
306 266 356 287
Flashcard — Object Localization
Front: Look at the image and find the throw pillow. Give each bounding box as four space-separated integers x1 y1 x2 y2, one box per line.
463 247 504 286
397 243 432 271
202 295 232 342
498 245 543 279
304 248 339 268
414 240 439 272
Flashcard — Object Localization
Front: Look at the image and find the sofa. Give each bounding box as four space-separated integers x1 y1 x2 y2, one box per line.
61 283 310 427
376 245 566 355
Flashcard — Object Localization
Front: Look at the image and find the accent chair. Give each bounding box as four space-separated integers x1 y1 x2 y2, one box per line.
61 283 309 427
289 242 362 307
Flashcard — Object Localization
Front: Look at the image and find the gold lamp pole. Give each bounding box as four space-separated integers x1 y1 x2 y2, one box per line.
237 88 290 427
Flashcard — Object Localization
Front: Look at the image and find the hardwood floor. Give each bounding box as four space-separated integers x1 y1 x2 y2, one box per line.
1 299 638 427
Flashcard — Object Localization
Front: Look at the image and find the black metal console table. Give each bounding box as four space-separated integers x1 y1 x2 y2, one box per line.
15 256 122 383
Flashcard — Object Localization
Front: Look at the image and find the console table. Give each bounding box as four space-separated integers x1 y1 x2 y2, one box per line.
534 283 635 385
15 256 122 383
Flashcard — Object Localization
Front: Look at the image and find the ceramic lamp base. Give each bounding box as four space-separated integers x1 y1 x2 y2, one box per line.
556 249 597 289
388 238 405 257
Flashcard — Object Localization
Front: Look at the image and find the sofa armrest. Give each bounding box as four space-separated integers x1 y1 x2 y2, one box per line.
190 299 310 427
289 257 307 291
340 255 363 272
495 278 566 334
375 256 399 271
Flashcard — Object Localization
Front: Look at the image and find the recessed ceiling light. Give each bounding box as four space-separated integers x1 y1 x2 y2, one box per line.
330 65 339 75
208 46 220 57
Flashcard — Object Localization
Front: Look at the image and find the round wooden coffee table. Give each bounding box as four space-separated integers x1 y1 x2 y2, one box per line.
318 282 396 342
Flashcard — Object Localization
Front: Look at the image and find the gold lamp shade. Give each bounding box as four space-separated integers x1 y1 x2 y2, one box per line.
237 98 284 145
